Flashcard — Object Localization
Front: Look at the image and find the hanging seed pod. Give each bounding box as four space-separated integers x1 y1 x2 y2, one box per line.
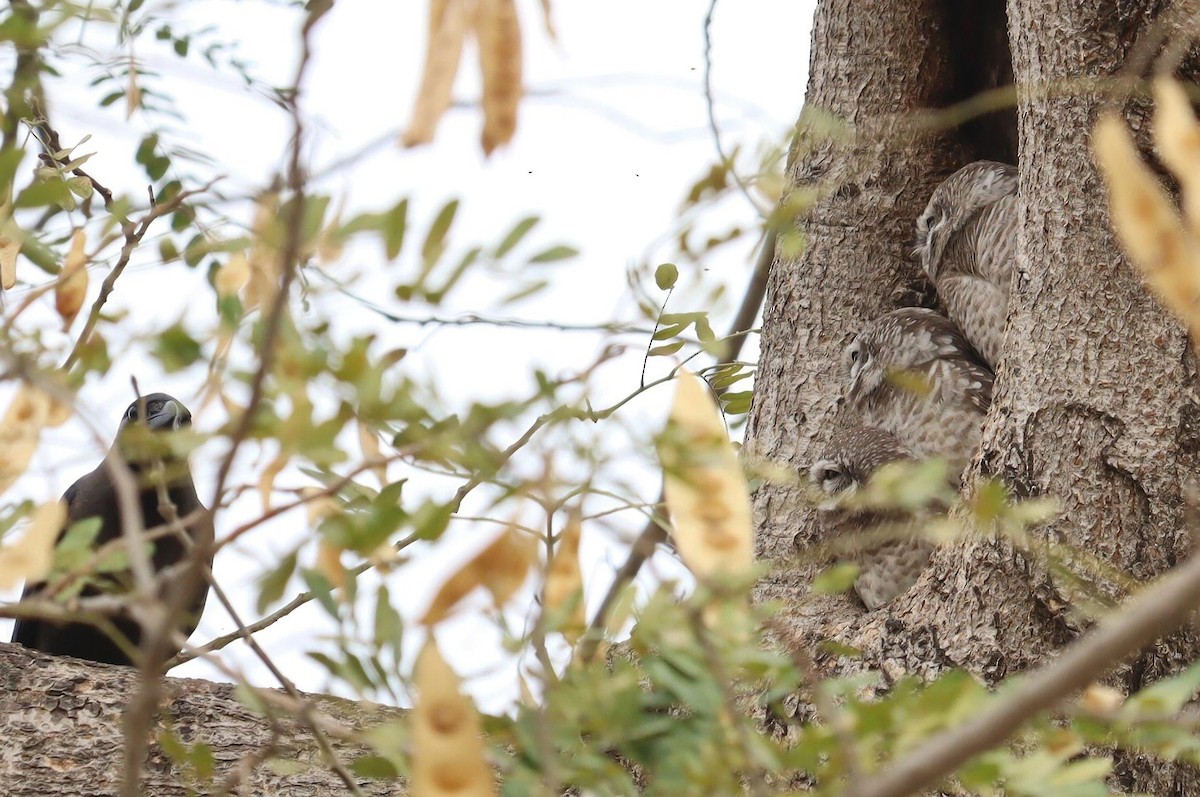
1152 78 1200 237
55 229 89 330
215 251 250 299
411 638 495 797
402 0 471 148
477 0 522 155
358 419 389 489
0 500 66 589
0 386 53 497
658 370 754 581
1094 114 1200 335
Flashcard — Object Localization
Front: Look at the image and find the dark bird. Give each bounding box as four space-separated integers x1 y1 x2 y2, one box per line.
11 393 213 666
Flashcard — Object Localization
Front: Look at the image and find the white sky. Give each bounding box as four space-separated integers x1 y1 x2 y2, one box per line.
0 0 815 711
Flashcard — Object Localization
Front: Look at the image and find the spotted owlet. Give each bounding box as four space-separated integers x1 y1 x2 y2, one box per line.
809 426 934 610
843 307 993 481
914 160 1018 370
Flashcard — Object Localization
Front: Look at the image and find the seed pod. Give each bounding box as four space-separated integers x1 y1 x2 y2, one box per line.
55 229 89 330
422 518 536 625
659 370 754 581
0 214 20 290
402 0 471 148
1152 78 1200 236
0 500 66 589
477 0 522 155
1094 113 1200 335
245 192 281 312
0 386 53 496
411 639 494 797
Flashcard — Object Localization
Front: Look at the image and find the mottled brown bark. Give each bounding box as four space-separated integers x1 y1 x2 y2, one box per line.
750 0 1200 791
0 643 405 795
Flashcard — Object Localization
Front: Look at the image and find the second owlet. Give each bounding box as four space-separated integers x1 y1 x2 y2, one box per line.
809 426 934 610
914 160 1018 370
843 307 993 481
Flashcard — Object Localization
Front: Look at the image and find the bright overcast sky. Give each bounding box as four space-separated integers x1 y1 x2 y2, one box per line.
1 0 815 710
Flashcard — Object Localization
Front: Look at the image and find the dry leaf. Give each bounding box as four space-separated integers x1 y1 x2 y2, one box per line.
215 251 250 299
0 213 20 290
126 57 141 120
401 0 471 148
316 539 347 592
658 370 754 581
55 229 89 330
1152 78 1200 234
1080 683 1124 714
258 454 288 514
477 0 522 155
358 420 388 489
537 0 557 41
0 500 66 589
543 507 585 640
0 386 53 496
412 638 495 797
1094 113 1200 334
244 192 281 312
422 519 536 625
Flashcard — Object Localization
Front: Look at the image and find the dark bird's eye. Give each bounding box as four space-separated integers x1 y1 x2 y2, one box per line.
126 404 138 421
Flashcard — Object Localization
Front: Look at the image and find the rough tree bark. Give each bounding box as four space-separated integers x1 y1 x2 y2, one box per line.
0 643 406 795
748 0 1200 793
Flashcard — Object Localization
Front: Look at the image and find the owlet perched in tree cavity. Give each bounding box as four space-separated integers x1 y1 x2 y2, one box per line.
914 160 1018 370
809 426 934 610
843 307 993 481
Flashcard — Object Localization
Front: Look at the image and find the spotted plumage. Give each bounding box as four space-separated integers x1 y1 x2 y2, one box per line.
914 160 1018 369
809 426 933 610
843 307 993 481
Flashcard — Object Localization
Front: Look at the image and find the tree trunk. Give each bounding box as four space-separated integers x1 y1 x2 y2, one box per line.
0 642 405 795
749 0 1200 792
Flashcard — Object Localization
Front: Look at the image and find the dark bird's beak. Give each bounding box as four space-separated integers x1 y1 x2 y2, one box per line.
147 400 190 431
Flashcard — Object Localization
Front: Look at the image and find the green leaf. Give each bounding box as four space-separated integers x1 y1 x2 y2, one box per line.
301 567 339 617
154 324 203 372
811 562 858 595
14 179 72 210
421 198 458 269
495 215 538 257
350 755 399 779
528 244 579 264
256 550 298 614
648 341 685 357
655 263 678 290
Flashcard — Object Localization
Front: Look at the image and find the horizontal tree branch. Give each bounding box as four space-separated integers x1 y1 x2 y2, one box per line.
0 643 405 796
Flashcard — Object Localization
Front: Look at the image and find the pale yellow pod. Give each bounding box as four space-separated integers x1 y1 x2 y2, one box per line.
543 507 585 638
0 500 66 590
257 454 288 514
301 486 339 526
659 370 754 580
1080 683 1124 715
215 252 250 299
412 639 495 797
1152 78 1200 234
55 229 89 330
316 539 347 592
401 0 471 148
477 0 522 155
126 58 141 120
0 386 52 496
422 521 536 625
0 216 20 290
1094 114 1200 333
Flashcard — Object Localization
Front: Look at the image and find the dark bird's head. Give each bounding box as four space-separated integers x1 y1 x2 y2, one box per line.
120 393 192 432
114 393 193 469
